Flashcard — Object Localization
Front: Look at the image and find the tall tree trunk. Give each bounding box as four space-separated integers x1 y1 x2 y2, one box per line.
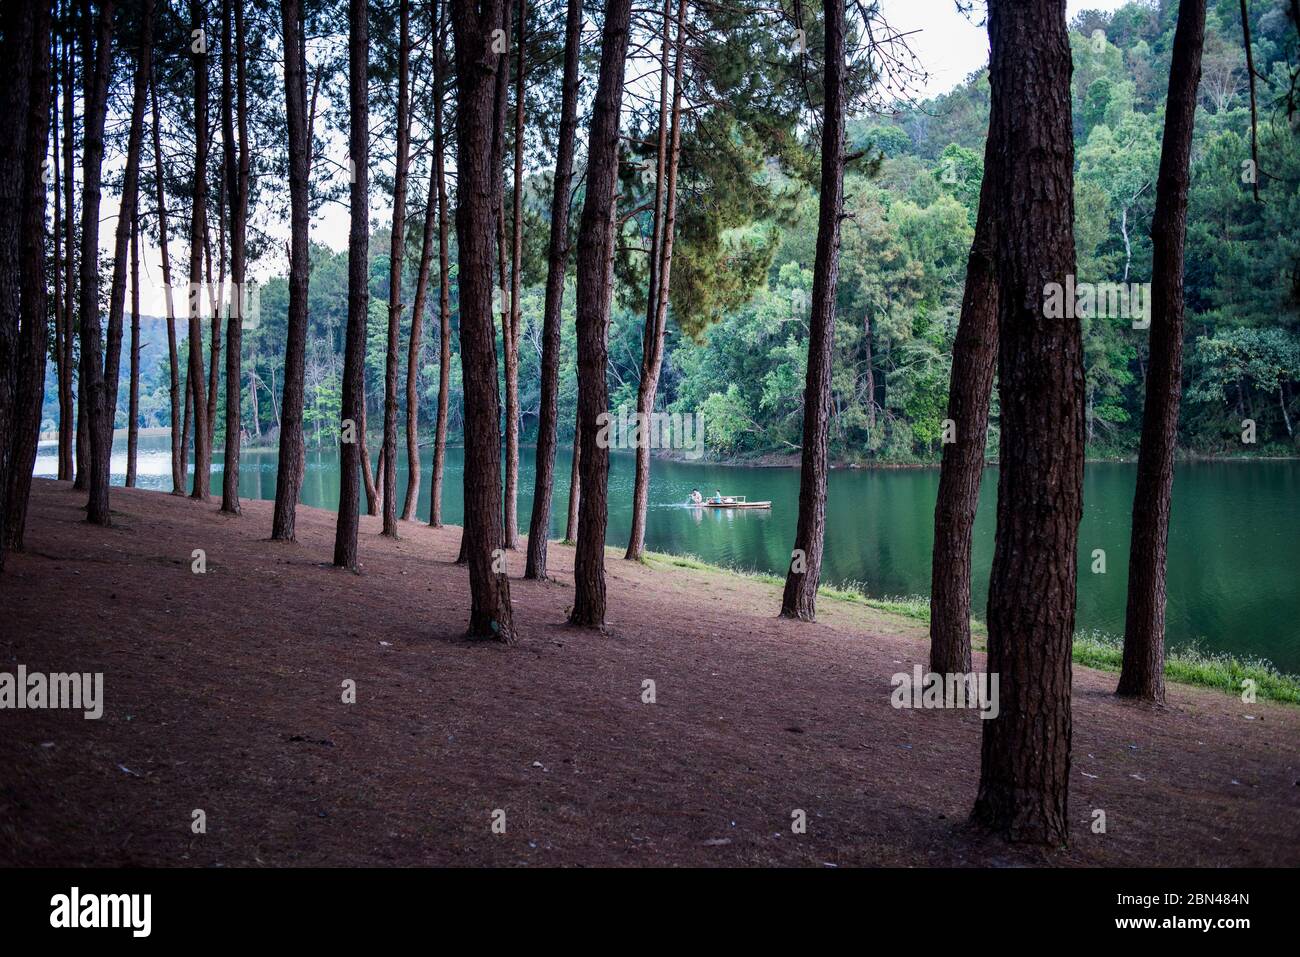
360 398 378 514
863 314 875 431
335 0 370 569
0 1 36 563
1117 0 1206 703
644 0 671 373
57 11 75 483
382 0 410 538
203 227 221 455
428 1 452 528
625 0 672 564
185 0 211 501
973 0 1083 846
126 206 140 487
490 0 515 548
928 138 999 675
249 353 260 438
403 217 431 521
181 366 193 485
76 0 116 525
402 0 441 522
571 0 633 628
71 6 87 503
151 70 185 496
564 410 580 543
71 7 85 496
502 0 526 549
73 14 88 508
450 0 516 640
3 0 53 555
626 0 686 562
524 0 582 579
52 28 65 481
74 385 88 489
221 0 250 514
101 0 154 505
780 0 845 621
273 0 310 539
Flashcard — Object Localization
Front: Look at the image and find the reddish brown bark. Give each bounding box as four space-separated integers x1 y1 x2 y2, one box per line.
490 0 515 549
571 0 633 629
220 0 250 515
626 0 686 563
127 207 140 487
0 2 38 562
503 0 526 550
74 388 88 490
381 0 411 539
185 0 211 502
524 0 582 579
929 141 999 676
150 69 185 496
403 0 441 523
272 0 310 539
52 31 66 484
57 10 75 483
863 315 875 431
101 0 154 504
3 0 53 555
74 384 89 486
360 398 379 516
1118 0 1206 703
781 0 846 621
450 0 516 640
334 0 370 569
76 0 116 525
203 212 222 458
181 366 193 487
625 0 671 563
564 411 580 544
973 0 1083 846
428 1 452 528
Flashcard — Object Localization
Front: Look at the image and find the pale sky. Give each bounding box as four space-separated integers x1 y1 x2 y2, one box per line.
880 0 1137 97
103 0 1139 317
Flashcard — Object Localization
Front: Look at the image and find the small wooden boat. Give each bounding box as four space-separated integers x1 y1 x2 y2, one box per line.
693 495 772 510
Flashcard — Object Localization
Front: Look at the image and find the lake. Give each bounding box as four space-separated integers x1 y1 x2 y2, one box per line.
35 435 1300 674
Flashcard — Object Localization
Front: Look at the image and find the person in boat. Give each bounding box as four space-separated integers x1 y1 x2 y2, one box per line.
711 488 732 505
689 489 703 505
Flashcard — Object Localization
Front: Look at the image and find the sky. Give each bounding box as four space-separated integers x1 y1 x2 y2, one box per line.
111 0 1141 316
879 0 1136 98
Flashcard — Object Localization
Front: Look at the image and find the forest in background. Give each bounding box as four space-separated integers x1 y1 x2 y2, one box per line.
53 0 1300 464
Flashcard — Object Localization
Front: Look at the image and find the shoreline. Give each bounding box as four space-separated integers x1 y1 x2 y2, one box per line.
645 551 1300 700
41 430 1300 472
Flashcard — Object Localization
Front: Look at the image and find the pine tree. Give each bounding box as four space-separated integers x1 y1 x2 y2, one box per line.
781 0 847 621
272 0 311 539
524 0 583 580
571 0 635 628
451 0 516 640
1117 0 1207 703
335 0 370 570
973 0 1084 846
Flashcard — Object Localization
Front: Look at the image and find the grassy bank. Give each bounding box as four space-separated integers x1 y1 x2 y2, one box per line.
643 550 1300 705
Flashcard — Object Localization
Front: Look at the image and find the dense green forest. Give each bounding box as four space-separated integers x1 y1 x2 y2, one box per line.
58 0 1300 463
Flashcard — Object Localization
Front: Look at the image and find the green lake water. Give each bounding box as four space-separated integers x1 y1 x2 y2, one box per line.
36 435 1300 674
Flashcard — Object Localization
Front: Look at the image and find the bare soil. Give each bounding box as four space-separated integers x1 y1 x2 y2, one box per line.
1 479 1297 866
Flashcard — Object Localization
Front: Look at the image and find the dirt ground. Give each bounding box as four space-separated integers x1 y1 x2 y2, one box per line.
1 479 1297 867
